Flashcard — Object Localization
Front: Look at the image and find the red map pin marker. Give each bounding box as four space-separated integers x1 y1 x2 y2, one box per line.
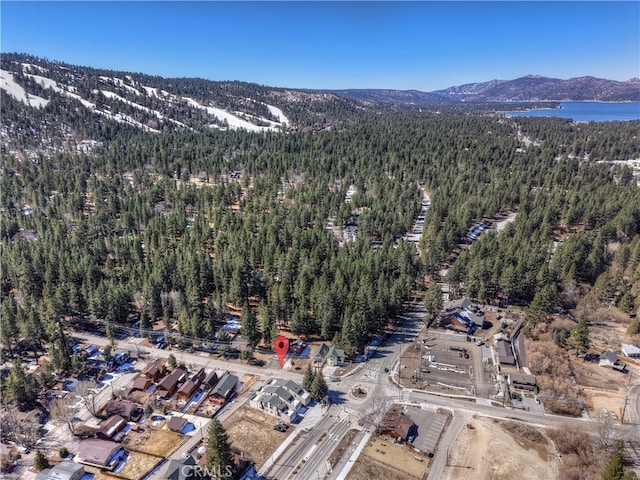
274 335 289 369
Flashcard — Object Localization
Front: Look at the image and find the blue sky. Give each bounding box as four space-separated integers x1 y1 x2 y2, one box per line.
1 1 638 90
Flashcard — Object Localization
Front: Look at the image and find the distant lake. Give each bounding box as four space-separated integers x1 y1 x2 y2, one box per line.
504 102 640 122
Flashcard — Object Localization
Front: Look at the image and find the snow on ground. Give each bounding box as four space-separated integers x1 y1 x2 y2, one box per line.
94 109 160 133
1 69 49 108
5 64 288 134
99 76 142 96
21 63 48 74
100 90 188 128
19 72 159 133
184 97 285 132
23 72 94 108
141 85 158 97
266 104 289 125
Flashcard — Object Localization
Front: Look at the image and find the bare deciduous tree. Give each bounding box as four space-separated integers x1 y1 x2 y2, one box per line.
359 397 392 434
75 380 100 418
591 414 616 451
51 396 78 435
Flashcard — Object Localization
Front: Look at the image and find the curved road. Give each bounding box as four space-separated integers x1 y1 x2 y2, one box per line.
626 383 640 424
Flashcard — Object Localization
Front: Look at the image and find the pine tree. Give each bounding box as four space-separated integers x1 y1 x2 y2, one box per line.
423 282 443 327
206 418 234 478
241 302 261 346
302 365 315 391
167 353 177 369
570 318 590 352
34 450 49 472
602 451 624 480
309 370 328 402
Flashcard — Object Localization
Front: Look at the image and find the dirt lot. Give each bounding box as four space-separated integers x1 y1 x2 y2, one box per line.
570 354 634 418
222 406 292 468
123 428 185 457
582 387 625 418
115 452 163 480
571 355 632 390
348 435 428 480
443 417 558 480
347 455 415 480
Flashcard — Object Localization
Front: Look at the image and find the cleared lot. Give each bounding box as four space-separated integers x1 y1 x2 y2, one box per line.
222 406 293 468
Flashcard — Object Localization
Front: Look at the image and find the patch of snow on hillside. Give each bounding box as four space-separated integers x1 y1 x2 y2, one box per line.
100 90 188 128
94 109 160 133
0 69 49 108
25 72 95 109
99 76 142 96
19 72 159 133
266 104 289 125
183 97 286 132
21 63 48 74
141 86 158 97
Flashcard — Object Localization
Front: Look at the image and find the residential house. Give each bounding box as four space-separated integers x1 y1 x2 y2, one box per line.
157 367 187 398
496 339 515 366
176 380 198 401
508 373 537 392
35 462 85 480
209 372 238 405
131 376 153 392
599 350 626 371
379 412 416 442
103 399 142 421
75 438 123 469
249 379 311 422
15 408 45 425
621 343 640 359
326 345 345 366
177 368 206 400
200 371 218 391
191 368 206 385
96 415 127 442
165 456 203 480
313 344 329 368
167 416 188 434
143 360 166 381
599 350 618 367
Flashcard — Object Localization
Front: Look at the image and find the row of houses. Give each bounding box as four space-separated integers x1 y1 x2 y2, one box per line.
132 360 238 406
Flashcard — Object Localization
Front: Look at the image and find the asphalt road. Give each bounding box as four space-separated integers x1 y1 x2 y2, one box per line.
74 332 304 382
626 383 640 424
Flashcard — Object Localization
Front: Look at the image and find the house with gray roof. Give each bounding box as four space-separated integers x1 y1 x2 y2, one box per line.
250 378 310 422
35 462 85 480
75 438 123 469
326 345 345 366
209 372 238 405
621 343 640 359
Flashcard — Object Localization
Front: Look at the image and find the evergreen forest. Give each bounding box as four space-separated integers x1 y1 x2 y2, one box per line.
2 57 640 372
